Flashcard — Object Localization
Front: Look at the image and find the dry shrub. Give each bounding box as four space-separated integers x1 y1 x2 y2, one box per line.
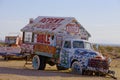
97 45 120 59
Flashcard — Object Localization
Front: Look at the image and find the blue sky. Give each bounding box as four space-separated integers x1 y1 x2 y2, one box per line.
0 0 120 44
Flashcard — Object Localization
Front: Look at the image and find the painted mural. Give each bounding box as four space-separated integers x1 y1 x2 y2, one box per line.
60 49 70 68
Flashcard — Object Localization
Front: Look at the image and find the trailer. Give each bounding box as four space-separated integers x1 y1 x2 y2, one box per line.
0 46 23 60
20 16 116 78
0 35 25 60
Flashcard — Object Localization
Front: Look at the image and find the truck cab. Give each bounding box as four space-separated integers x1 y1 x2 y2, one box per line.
59 39 95 68
58 39 107 74
61 39 93 56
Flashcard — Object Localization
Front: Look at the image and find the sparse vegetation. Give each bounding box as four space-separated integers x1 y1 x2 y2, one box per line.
93 44 120 59
98 46 120 59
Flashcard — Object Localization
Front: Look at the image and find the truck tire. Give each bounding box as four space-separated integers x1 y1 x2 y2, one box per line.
56 65 68 70
71 61 83 75
32 55 46 70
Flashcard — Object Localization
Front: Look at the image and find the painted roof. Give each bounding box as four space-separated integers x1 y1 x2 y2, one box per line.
21 16 91 37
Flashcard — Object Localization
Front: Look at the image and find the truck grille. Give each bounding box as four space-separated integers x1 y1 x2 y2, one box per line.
88 58 109 69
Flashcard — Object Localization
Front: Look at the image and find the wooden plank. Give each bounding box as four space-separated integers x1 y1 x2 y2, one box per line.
34 44 56 55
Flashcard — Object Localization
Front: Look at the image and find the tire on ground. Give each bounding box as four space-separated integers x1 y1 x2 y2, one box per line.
32 55 46 70
71 61 83 75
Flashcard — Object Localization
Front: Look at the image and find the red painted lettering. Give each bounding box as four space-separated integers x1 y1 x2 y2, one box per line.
56 18 64 23
66 23 79 33
40 18 46 23
40 18 64 24
46 18 53 23
37 34 50 44
47 34 50 44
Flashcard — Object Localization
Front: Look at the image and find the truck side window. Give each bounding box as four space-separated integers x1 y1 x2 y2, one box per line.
64 41 71 48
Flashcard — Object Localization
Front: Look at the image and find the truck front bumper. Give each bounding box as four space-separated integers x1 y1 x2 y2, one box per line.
87 57 110 73
87 67 108 73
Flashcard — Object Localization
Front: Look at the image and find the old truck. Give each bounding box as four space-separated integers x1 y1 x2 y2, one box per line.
21 16 115 76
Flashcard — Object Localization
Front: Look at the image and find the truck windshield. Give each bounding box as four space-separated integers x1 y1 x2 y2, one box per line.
84 42 93 50
73 41 84 48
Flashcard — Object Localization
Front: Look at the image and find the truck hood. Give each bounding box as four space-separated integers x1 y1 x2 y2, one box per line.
74 48 105 59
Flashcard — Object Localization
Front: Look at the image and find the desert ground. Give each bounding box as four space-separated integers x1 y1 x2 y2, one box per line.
0 56 120 80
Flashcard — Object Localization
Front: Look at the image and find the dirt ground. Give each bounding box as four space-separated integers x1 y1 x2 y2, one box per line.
0 56 120 80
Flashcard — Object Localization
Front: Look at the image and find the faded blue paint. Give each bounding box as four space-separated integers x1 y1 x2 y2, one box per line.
60 48 98 69
71 49 98 69
32 56 39 69
59 49 70 68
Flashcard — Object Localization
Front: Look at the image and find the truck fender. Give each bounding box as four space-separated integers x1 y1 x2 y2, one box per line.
71 59 78 67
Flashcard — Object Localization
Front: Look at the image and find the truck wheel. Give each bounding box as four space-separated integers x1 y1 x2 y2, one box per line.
32 55 46 70
71 61 83 75
56 65 68 70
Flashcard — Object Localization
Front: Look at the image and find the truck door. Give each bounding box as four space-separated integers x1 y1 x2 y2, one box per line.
59 40 72 68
